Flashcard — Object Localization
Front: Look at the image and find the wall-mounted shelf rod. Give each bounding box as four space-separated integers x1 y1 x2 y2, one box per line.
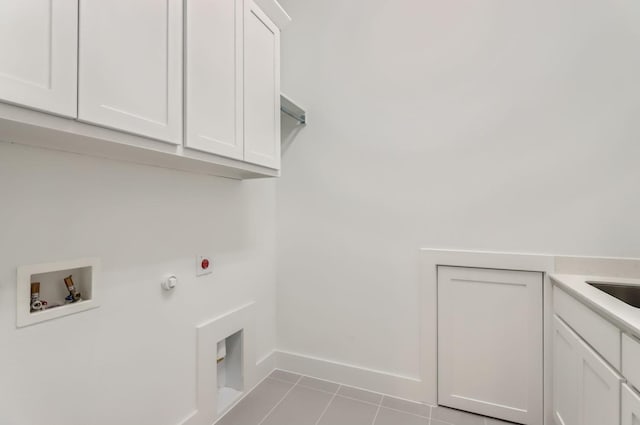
280 94 307 125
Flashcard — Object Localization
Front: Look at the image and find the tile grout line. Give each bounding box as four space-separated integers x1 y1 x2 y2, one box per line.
273 369 430 407
297 386 384 408
332 393 380 407
303 386 431 420
430 417 456 425
251 373 482 425
370 403 382 425
256 375 304 425
376 405 432 420
370 391 385 425
282 375 397 409
271 375 385 408
297 383 343 397
267 376 298 385
312 383 342 425
377 394 433 419
264 372 435 421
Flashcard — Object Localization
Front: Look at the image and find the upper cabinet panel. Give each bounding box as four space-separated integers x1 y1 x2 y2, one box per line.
184 0 243 159
244 2 280 170
0 0 78 117
78 0 182 144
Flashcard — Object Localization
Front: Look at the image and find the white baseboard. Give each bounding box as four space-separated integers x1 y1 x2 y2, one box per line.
274 350 424 402
256 350 277 381
185 348 426 425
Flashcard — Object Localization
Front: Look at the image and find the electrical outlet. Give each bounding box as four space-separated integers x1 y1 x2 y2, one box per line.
196 255 213 276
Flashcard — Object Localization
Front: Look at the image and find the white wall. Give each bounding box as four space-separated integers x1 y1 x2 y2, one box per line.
0 142 277 425
277 0 640 388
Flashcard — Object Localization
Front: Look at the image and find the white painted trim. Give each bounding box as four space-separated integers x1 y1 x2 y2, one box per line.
182 303 257 425
0 103 278 179
543 261 555 425
274 350 423 401
256 349 277 379
253 0 291 30
419 249 555 425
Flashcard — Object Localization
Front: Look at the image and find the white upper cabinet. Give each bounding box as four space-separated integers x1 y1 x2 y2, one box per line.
78 0 183 144
0 0 289 178
0 0 78 117
244 1 281 169
184 0 244 159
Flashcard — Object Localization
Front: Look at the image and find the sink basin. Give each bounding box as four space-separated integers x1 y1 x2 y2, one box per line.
587 281 640 308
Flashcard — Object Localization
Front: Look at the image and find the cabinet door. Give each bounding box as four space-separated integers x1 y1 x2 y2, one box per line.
579 335 622 425
553 316 581 425
622 384 640 425
437 266 543 424
553 314 623 425
244 1 280 169
184 0 243 159
0 0 77 117
78 0 182 143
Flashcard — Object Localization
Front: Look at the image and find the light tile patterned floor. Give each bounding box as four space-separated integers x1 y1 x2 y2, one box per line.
216 370 516 425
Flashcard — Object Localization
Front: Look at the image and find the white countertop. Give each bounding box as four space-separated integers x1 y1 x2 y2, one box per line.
551 273 640 337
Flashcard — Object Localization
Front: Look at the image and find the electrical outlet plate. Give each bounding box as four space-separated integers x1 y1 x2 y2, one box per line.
196 255 213 276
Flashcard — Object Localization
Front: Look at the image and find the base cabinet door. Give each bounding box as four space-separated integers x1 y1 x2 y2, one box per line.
78 0 183 143
244 1 280 169
622 384 640 425
579 328 622 425
437 266 543 424
553 315 622 425
553 316 580 425
0 0 77 117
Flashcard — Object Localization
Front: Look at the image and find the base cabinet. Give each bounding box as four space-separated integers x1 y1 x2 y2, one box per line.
553 315 622 425
553 316 580 425
622 384 640 425
437 266 543 424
